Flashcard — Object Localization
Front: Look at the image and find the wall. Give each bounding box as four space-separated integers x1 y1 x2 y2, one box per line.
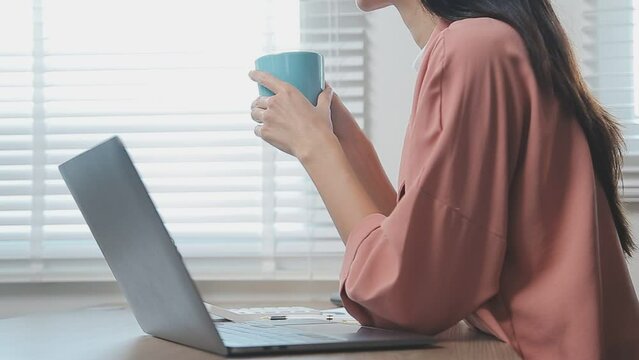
364 0 639 292
364 7 417 183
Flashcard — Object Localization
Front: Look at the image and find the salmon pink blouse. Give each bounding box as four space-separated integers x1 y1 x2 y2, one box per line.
339 18 639 360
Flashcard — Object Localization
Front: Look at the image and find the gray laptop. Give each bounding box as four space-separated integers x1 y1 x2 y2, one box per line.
58 136 434 356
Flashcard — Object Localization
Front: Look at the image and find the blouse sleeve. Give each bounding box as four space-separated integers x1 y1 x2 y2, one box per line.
339 26 531 334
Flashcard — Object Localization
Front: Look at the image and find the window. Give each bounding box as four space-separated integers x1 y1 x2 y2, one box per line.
587 0 633 146
588 0 639 200
0 0 365 282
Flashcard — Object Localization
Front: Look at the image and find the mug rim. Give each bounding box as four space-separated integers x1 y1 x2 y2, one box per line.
256 51 323 62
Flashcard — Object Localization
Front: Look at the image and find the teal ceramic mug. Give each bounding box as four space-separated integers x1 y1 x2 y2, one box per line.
254 51 324 106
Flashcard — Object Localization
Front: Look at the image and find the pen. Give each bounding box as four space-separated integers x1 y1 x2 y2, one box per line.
262 314 336 321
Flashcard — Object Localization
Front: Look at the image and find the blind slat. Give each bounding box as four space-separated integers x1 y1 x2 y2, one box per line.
588 0 639 201
0 0 363 281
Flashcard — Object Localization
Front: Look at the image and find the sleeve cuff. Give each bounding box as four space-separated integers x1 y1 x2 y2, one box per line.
339 213 387 285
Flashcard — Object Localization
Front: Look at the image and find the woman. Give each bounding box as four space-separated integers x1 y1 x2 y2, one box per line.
249 0 639 358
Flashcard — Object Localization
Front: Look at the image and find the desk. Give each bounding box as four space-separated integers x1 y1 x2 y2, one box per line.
0 304 521 360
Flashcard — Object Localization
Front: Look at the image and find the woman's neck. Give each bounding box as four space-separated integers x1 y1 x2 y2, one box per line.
394 1 437 49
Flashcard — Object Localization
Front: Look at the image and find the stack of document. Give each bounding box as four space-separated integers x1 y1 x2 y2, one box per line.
205 303 358 325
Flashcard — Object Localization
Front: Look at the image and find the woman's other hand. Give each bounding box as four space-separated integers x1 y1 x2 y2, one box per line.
249 70 337 161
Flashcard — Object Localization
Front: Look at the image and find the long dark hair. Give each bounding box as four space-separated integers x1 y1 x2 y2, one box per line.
421 0 635 256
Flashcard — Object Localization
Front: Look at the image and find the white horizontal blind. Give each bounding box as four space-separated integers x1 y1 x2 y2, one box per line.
0 0 34 278
584 0 639 201
271 0 365 278
0 0 365 282
585 0 636 149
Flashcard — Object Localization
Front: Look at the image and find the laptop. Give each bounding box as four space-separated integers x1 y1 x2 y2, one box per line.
58 136 434 356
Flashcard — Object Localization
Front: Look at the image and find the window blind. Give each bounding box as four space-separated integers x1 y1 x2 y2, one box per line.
0 0 366 282
271 0 366 278
586 0 634 146
586 0 639 200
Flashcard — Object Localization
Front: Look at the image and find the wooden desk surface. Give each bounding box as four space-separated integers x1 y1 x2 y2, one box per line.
0 304 521 360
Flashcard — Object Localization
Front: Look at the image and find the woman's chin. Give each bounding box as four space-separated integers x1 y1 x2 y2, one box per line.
355 0 392 12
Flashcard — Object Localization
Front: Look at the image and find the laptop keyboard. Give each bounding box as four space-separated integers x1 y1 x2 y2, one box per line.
217 322 342 347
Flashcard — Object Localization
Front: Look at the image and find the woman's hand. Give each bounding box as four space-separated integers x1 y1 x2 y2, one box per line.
248 70 336 161
249 70 380 242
